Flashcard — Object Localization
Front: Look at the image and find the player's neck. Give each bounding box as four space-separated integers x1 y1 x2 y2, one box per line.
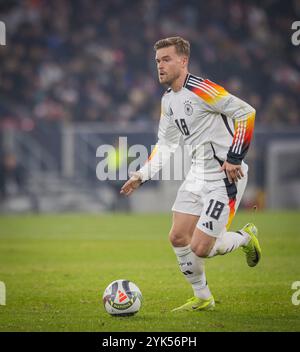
171 71 189 92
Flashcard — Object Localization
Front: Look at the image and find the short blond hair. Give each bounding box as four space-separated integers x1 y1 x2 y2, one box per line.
154 36 190 58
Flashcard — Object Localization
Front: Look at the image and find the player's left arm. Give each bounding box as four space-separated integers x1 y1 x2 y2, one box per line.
203 80 256 183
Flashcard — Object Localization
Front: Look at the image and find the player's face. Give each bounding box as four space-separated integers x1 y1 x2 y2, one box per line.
155 46 187 86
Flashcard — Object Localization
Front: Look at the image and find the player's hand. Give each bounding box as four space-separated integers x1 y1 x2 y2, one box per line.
220 161 244 184
120 172 143 196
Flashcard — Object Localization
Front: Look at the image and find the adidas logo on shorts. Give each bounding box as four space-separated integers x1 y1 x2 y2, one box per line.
202 221 213 230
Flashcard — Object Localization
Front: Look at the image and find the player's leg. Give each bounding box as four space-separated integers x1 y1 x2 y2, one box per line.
171 222 217 312
169 211 198 247
170 181 219 312
171 171 260 312
205 174 261 265
171 182 244 312
232 173 261 266
200 226 249 258
198 175 250 258
169 211 212 304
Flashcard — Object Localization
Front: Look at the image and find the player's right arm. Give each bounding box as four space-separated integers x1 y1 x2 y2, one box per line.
120 95 181 196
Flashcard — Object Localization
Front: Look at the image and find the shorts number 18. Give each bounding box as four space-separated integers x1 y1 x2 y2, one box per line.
206 199 225 220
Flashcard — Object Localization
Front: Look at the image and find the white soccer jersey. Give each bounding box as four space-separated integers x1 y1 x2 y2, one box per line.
139 73 256 182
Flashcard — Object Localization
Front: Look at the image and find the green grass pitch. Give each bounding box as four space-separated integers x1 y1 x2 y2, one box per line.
0 211 299 332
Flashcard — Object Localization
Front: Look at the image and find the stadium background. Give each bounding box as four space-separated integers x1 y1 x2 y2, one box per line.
0 0 300 332
0 0 300 213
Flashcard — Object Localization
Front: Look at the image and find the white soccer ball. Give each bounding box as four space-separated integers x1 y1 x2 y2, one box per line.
102 279 142 316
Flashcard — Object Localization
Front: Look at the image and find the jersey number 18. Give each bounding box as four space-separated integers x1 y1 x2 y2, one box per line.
175 119 190 136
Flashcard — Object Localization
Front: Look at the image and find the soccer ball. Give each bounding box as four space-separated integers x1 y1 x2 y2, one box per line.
102 279 142 316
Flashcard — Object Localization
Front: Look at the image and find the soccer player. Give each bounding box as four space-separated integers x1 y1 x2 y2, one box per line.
120 36 261 312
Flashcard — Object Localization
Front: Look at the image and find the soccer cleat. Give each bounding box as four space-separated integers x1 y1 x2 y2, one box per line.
241 223 261 267
171 296 215 312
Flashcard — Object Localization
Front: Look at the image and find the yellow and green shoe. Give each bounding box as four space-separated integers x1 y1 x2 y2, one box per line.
240 223 261 267
171 296 215 312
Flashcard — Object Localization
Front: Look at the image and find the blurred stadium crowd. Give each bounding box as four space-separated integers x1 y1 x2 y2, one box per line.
0 0 299 128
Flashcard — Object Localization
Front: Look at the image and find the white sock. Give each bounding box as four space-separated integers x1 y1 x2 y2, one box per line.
208 230 250 258
173 244 212 299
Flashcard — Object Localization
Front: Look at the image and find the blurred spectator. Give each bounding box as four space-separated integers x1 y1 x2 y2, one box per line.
0 153 26 200
0 0 299 126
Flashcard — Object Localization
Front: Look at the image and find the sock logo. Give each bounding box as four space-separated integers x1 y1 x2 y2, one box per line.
183 270 193 275
179 261 192 267
202 221 213 230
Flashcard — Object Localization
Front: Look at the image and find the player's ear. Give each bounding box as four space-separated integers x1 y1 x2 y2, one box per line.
181 55 188 68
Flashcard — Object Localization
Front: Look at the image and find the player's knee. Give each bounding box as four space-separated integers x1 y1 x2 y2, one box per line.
190 242 210 258
169 229 189 247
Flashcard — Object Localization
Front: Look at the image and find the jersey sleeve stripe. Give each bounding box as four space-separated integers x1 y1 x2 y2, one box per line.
232 120 246 154
242 112 255 151
188 83 216 98
193 81 219 96
237 123 247 155
227 112 255 164
185 75 229 104
194 80 220 94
